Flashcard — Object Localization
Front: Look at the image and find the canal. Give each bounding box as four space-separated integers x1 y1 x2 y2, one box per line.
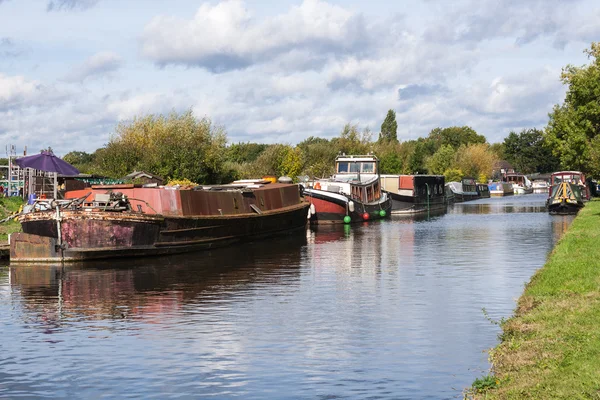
0 194 574 399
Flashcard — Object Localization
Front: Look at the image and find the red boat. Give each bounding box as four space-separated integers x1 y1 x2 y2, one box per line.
301 154 392 224
10 180 310 263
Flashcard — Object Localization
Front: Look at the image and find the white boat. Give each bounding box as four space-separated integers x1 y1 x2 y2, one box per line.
488 182 514 196
504 173 533 195
532 180 550 193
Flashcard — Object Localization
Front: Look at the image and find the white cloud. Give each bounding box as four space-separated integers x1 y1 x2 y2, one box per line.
64 51 122 83
141 0 371 72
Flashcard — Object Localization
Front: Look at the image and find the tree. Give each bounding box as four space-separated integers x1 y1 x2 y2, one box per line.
427 126 487 151
298 137 337 178
97 109 231 183
379 109 398 143
503 128 558 173
546 42 600 175
454 143 498 182
225 142 268 164
332 123 372 155
426 144 456 175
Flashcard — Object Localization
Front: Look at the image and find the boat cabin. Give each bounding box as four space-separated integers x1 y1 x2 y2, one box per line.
335 155 379 176
310 154 383 204
462 177 477 194
550 171 589 200
503 173 528 186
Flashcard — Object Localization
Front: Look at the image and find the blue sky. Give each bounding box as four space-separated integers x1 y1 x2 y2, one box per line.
0 0 598 156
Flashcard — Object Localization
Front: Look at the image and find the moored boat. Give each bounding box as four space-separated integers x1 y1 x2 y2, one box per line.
532 179 550 193
10 180 310 263
445 177 479 203
477 183 490 198
546 171 589 214
504 173 533 194
301 154 392 224
488 182 514 196
380 174 446 215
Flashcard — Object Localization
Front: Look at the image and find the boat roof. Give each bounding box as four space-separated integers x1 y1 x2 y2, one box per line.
335 154 379 162
551 170 584 175
380 174 444 178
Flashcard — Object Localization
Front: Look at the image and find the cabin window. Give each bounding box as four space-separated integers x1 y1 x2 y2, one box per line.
361 162 375 173
374 182 380 199
349 163 361 173
367 185 374 202
337 162 349 173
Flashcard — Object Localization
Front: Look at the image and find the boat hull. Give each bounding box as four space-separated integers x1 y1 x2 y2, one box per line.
303 189 392 224
387 192 446 215
489 182 514 197
10 203 310 263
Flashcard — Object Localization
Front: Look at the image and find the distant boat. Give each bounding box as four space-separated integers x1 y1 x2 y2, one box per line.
546 171 589 214
445 177 479 203
504 173 533 195
380 174 446 215
488 182 514 196
477 183 490 198
301 154 392 224
532 179 550 193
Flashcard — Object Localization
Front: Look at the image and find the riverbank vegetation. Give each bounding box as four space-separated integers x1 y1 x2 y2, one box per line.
63 113 507 185
468 199 600 398
0 197 23 243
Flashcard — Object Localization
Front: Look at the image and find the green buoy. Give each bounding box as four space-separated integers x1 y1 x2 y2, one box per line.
343 215 351 224
379 210 386 217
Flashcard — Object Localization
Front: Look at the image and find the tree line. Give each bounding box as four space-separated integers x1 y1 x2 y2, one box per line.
63 42 600 184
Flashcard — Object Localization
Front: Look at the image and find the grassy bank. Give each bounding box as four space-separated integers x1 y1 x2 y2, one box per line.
0 197 23 243
470 199 600 399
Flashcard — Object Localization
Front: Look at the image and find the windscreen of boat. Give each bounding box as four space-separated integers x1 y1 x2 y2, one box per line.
336 161 376 174
553 174 582 185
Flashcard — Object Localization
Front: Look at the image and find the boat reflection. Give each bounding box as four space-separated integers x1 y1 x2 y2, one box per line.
8 234 307 327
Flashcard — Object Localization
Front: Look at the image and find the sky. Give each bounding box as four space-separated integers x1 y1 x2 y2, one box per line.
0 0 598 157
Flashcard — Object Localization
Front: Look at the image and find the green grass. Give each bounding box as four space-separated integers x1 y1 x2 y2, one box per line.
0 197 24 243
471 199 600 399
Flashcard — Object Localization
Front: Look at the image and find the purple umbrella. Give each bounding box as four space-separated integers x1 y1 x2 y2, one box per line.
15 151 79 175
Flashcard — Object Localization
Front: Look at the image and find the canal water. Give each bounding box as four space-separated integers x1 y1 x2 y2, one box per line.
0 194 573 399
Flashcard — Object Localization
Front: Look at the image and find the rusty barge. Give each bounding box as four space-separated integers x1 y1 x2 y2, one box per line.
10 181 310 263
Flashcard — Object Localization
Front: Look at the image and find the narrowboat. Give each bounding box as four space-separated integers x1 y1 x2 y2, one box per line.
504 173 533 194
10 180 310 263
380 175 446 214
445 177 480 203
488 182 514 196
301 154 392 224
546 171 589 214
477 183 490 198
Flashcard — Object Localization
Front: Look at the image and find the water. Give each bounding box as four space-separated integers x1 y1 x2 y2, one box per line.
0 194 574 399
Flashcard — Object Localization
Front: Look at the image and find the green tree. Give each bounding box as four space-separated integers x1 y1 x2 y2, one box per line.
546 42 600 174
427 126 487 151
379 109 398 143
426 144 456 175
298 137 337 178
225 142 268 163
332 123 372 155
503 128 558 173
444 168 463 182
97 109 230 183
454 143 497 181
